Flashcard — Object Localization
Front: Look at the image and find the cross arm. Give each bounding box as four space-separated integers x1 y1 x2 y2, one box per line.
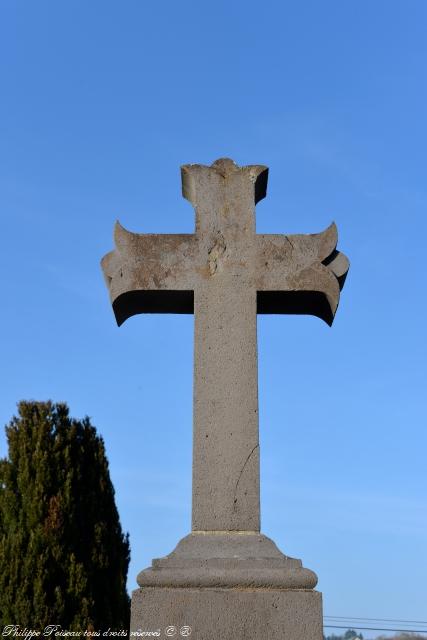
101 221 198 326
256 222 349 326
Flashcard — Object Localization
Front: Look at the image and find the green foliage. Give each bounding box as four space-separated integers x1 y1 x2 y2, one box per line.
0 401 130 630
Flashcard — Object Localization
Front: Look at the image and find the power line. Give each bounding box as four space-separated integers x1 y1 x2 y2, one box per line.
324 624 427 634
324 615 427 633
325 616 427 625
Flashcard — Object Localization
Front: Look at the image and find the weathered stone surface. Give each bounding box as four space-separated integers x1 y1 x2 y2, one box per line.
130 587 323 640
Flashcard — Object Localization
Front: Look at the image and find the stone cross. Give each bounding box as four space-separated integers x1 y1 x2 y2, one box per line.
103 159 349 638
102 158 348 537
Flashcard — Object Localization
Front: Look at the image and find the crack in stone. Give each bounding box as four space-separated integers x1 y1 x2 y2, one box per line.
233 444 259 507
286 236 295 250
208 232 226 275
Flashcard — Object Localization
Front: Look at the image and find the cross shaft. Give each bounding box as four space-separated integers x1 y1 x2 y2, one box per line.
101 158 349 534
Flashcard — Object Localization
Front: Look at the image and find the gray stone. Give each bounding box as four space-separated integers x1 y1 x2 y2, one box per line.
101 158 349 639
130 587 323 640
137 532 317 589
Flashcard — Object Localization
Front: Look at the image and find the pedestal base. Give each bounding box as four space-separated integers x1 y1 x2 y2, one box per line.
136 532 317 589
130 587 323 640
131 532 322 639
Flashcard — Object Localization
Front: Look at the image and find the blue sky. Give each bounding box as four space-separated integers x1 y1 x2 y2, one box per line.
1 0 426 634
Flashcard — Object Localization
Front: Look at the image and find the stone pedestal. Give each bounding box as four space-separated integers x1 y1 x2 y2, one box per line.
130 532 323 639
131 587 322 640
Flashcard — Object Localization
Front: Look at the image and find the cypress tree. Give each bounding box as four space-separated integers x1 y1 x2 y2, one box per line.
0 401 130 630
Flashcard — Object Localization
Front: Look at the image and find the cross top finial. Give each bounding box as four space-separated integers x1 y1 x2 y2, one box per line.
181 157 269 208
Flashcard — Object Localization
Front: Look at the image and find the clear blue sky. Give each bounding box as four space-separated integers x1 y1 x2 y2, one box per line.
1 1 426 634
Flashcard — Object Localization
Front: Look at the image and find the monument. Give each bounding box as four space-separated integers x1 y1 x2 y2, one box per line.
101 158 349 639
